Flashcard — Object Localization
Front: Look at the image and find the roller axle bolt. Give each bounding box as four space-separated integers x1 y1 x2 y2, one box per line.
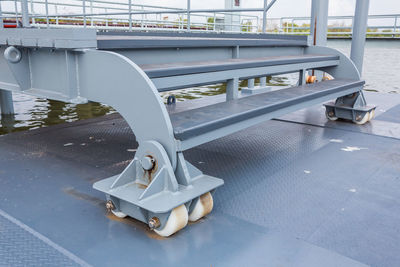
140 156 155 171
148 217 160 230
106 200 115 212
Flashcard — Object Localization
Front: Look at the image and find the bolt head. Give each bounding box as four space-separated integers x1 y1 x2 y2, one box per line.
148 217 160 230
140 156 155 171
4 46 22 64
106 200 115 211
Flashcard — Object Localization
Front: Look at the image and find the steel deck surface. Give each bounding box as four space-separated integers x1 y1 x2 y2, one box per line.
0 92 399 267
96 32 308 49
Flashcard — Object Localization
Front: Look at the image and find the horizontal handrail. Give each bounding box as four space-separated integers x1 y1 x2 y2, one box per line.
0 0 399 37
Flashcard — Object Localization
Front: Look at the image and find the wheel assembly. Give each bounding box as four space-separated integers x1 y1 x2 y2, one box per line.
189 192 214 222
153 205 188 237
325 110 338 121
353 112 370 125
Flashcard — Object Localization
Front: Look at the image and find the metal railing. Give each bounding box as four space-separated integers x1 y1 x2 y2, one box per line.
272 14 400 38
0 0 268 33
0 0 399 37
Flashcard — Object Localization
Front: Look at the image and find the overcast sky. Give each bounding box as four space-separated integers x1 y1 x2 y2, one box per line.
132 0 399 17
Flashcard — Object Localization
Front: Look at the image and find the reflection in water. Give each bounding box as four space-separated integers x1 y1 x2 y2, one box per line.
0 75 295 135
0 97 114 135
160 75 295 102
0 114 15 134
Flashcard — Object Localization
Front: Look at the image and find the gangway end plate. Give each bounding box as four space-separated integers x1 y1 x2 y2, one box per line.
0 28 97 49
93 174 224 214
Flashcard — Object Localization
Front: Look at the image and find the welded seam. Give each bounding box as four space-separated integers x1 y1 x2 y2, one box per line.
0 208 92 267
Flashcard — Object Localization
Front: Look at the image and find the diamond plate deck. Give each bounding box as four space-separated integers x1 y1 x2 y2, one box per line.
0 92 399 266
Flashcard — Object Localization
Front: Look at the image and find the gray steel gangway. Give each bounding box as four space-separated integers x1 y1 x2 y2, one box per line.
0 28 375 237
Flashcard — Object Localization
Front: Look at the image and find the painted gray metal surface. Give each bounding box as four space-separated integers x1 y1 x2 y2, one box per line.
151 58 339 91
0 28 97 49
0 89 14 115
172 79 364 141
98 30 310 41
310 0 329 46
0 29 367 236
141 54 339 78
0 92 399 266
96 34 309 49
20 0 30 28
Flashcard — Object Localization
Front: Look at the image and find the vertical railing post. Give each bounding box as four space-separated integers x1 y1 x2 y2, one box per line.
21 0 30 27
105 9 108 27
141 6 144 28
90 0 94 26
14 0 18 23
213 12 216 31
45 0 49 28
186 0 190 32
350 0 370 74
30 0 35 25
0 1 4 28
83 0 86 28
262 0 267 33
128 0 132 31
55 4 58 25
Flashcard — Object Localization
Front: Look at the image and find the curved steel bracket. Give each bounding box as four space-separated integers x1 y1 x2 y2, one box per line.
305 45 361 80
77 49 178 167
